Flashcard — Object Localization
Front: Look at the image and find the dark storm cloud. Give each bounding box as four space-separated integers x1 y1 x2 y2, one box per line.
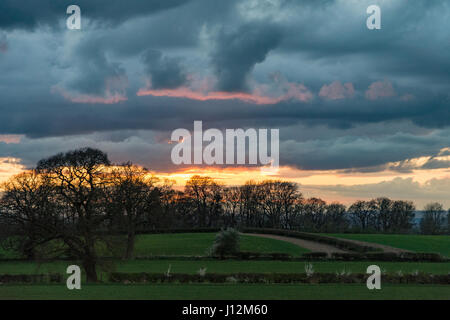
274 0 450 87
279 0 446 54
0 0 191 30
0 32 7 52
211 23 282 92
280 129 450 171
0 0 449 174
142 50 187 89
0 89 448 139
66 49 128 96
0 131 173 171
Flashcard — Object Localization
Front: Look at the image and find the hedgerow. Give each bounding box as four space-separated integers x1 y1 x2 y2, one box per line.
109 272 450 285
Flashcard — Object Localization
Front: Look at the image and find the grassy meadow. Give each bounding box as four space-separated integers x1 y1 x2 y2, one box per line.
0 284 449 300
0 232 449 300
133 233 309 257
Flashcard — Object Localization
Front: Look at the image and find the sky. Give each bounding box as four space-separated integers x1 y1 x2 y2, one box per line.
0 0 449 208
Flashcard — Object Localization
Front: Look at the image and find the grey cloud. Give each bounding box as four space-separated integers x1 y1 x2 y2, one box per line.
0 0 449 175
142 50 187 89
0 0 191 30
0 32 7 52
0 131 173 172
280 129 450 171
211 23 282 92
55 33 129 96
421 159 450 170
67 52 127 96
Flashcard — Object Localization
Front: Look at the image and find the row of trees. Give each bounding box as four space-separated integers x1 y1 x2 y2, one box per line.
170 177 449 235
0 148 448 281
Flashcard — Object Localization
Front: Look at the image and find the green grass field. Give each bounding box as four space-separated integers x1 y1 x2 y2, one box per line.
0 233 308 260
0 284 448 300
326 234 450 257
1 232 449 300
133 233 308 256
1 259 448 276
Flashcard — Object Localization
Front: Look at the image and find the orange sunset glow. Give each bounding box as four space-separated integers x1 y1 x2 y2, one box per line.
1 152 448 208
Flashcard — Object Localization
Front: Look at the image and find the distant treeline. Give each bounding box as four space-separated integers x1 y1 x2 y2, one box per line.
0 148 448 281
156 177 449 235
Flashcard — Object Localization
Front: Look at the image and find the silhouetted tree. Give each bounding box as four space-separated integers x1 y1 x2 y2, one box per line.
374 197 392 232
258 180 300 229
0 171 58 260
389 200 415 233
184 176 223 227
223 186 241 227
298 198 327 232
324 203 348 232
110 163 159 259
348 200 377 231
238 181 262 227
36 148 114 282
448 209 450 234
420 202 446 235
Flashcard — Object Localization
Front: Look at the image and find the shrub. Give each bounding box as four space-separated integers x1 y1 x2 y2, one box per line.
210 228 240 258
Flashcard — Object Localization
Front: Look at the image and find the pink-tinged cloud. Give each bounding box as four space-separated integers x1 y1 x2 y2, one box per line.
52 86 127 104
365 80 396 100
138 76 313 105
319 81 355 100
137 86 312 105
0 135 23 144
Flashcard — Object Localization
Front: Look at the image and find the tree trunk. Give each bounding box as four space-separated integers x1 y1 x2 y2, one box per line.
23 239 36 260
124 231 135 260
83 257 98 283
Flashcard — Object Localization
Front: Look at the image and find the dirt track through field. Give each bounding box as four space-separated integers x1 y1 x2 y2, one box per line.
244 233 348 256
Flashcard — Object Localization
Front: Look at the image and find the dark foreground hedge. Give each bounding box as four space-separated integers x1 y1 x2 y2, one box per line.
0 273 63 284
109 272 450 285
242 228 380 253
1 272 448 285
